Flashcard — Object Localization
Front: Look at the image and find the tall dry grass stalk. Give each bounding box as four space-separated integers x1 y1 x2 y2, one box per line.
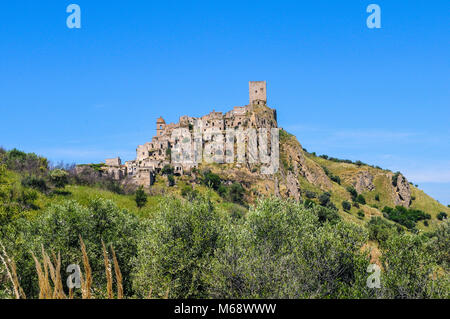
0 241 26 299
110 245 123 299
102 239 113 299
31 246 67 299
2 237 126 299
79 235 93 299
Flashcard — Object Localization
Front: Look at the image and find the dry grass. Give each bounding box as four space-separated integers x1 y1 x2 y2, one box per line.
2 237 126 299
0 241 26 299
110 245 123 299
30 246 67 299
79 236 93 299
102 239 114 299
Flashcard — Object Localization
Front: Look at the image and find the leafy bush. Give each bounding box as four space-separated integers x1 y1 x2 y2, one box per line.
135 186 147 209
225 182 245 204
180 184 199 200
318 192 331 207
342 200 351 212
437 212 448 221
382 206 431 229
322 166 341 185
167 174 175 187
330 175 341 184
132 196 220 298
161 164 174 175
346 186 358 202
367 217 402 245
355 194 366 205
21 175 48 193
206 198 369 298
49 169 69 189
0 148 48 176
379 233 449 298
304 190 317 199
427 220 450 268
201 170 221 190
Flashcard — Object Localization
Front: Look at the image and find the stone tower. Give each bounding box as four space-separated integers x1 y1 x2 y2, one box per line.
156 117 166 136
249 81 267 106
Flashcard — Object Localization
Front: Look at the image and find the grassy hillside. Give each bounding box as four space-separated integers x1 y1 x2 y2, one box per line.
274 131 450 232
307 153 449 230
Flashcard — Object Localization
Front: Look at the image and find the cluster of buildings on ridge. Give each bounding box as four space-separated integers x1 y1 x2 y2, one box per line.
89 81 278 186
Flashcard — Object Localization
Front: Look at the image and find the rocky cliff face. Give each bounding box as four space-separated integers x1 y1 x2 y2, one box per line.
280 133 332 195
391 173 412 207
353 171 375 194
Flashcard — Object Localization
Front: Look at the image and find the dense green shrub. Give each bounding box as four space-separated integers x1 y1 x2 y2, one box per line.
206 198 369 298
49 169 69 189
356 194 366 205
201 170 221 190
382 206 431 229
181 184 199 200
161 164 174 175
21 175 48 193
379 233 449 298
322 166 341 185
367 217 402 244
318 192 331 207
225 182 245 204
0 148 48 176
132 196 220 298
342 200 351 212
167 174 175 186
346 186 358 202
427 220 450 268
304 190 317 199
135 186 147 208
437 212 448 221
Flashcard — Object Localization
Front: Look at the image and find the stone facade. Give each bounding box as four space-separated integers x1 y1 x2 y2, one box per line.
99 81 277 187
249 81 267 106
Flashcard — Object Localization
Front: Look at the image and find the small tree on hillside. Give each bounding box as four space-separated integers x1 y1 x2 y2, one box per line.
356 194 366 205
135 186 147 209
342 201 351 212
49 169 69 189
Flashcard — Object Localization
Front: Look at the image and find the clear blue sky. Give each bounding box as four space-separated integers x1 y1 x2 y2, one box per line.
0 1 449 204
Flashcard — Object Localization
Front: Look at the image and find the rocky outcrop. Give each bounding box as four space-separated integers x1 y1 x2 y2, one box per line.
274 176 280 197
285 171 301 201
392 173 411 207
281 137 332 192
353 171 375 194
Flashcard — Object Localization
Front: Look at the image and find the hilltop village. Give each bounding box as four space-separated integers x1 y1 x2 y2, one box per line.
92 82 278 187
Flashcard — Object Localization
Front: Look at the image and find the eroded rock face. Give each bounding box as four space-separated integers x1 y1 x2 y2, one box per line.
286 171 301 201
281 140 332 192
353 171 375 194
274 176 280 197
392 173 411 207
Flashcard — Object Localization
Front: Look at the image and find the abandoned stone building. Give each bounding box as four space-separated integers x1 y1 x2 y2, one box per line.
98 81 278 186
